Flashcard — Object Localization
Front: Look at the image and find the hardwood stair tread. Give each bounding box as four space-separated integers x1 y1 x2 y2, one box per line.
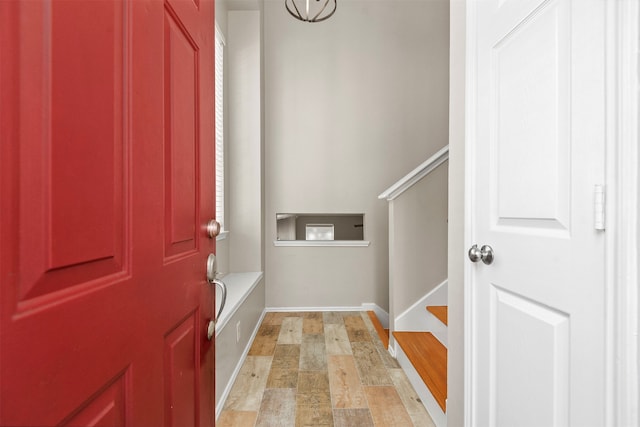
366 311 389 349
393 331 447 412
426 305 448 326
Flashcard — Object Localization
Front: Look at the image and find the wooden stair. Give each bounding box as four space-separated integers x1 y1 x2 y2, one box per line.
367 311 389 349
427 305 448 326
393 331 447 412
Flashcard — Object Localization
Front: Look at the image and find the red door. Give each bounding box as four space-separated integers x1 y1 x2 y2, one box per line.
0 1 216 426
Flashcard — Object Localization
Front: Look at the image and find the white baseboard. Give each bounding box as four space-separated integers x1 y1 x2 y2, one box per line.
265 306 364 312
395 340 447 427
361 303 389 328
388 344 396 358
395 279 448 333
427 313 448 347
215 309 266 419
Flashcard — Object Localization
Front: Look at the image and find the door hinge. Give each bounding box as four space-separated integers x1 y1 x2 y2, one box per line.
594 185 606 231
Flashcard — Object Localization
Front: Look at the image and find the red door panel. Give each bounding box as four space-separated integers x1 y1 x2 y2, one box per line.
164 5 199 259
164 313 199 427
0 1 215 426
59 372 129 427
14 0 127 305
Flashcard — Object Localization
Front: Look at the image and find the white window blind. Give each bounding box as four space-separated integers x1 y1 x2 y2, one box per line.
215 25 225 231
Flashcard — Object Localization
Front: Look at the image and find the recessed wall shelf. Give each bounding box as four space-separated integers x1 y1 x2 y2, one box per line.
276 213 365 242
273 240 370 247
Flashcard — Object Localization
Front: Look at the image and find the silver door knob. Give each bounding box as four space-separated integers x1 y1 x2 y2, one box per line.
468 244 482 262
206 253 227 340
206 219 221 238
468 244 495 265
480 245 494 265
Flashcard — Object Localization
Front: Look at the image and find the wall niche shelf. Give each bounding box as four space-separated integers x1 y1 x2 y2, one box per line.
276 213 366 243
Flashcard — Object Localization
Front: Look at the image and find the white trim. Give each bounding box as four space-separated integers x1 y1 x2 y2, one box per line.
215 21 226 46
395 279 448 327
273 240 370 247
395 340 447 427
265 306 364 312
214 272 263 336
216 230 229 241
378 145 449 201
387 344 396 359
388 201 396 346
276 214 296 220
214 24 226 232
606 0 639 425
215 309 266 419
426 308 448 348
394 280 448 346
361 303 389 328
464 0 478 425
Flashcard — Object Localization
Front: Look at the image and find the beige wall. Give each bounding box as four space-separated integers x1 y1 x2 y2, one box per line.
390 162 448 318
216 0 229 36
448 0 465 425
264 0 450 309
215 7 264 276
228 10 263 273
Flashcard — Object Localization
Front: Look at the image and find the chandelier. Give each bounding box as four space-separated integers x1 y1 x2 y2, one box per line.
285 0 337 23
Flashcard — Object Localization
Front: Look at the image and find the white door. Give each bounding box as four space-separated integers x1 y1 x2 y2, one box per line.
467 0 607 426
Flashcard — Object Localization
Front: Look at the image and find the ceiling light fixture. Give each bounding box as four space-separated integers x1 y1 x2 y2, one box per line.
285 0 337 23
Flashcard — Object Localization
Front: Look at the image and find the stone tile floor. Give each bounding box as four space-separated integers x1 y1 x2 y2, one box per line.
217 311 436 427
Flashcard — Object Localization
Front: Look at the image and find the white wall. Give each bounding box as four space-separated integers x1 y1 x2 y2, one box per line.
448 0 465 425
264 0 450 309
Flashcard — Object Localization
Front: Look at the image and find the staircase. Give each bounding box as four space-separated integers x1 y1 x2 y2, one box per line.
394 305 447 413
377 146 450 427
369 304 448 427
426 305 447 326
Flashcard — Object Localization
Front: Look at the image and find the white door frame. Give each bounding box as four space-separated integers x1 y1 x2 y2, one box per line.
605 0 639 425
463 0 639 425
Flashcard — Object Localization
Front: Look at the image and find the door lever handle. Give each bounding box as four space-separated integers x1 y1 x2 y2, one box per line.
211 278 227 324
206 253 227 340
206 253 217 283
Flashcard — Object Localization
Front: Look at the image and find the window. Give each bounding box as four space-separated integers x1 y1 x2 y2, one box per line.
215 24 225 231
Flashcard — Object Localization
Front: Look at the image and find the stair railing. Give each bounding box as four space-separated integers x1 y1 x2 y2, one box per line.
378 144 449 353
378 145 449 202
